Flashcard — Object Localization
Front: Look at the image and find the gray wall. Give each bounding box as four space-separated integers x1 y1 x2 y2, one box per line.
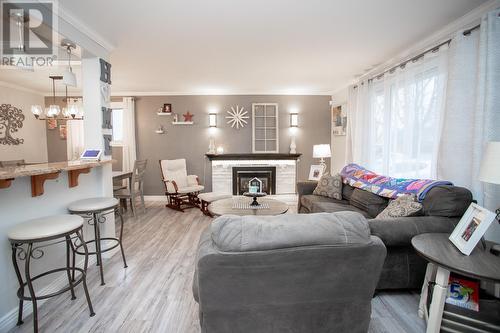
44 97 68 162
135 95 331 195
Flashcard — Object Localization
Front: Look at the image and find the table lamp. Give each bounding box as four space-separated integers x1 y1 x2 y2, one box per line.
478 141 500 255
313 144 331 175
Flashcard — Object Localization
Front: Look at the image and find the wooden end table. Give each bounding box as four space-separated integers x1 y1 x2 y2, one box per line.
208 197 288 217
411 233 500 333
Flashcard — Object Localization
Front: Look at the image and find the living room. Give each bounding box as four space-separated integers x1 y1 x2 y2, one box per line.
0 0 499 332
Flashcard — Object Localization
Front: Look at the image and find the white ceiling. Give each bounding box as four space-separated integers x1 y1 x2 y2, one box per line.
2 0 489 95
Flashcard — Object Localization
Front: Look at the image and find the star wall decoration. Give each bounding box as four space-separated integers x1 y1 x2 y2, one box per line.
183 111 194 122
226 105 249 129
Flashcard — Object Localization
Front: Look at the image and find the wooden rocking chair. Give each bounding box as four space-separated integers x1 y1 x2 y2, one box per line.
159 159 204 212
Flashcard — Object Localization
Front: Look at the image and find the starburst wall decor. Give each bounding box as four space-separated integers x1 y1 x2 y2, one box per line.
226 105 249 129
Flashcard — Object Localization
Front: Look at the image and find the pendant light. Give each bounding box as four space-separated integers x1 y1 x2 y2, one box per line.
45 76 61 117
62 40 77 87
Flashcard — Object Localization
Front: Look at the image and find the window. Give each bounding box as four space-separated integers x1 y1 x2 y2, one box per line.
111 108 124 144
252 103 279 153
357 52 448 179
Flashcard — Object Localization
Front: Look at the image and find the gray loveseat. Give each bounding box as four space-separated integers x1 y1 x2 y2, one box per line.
193 212 386 333
298 181 473 290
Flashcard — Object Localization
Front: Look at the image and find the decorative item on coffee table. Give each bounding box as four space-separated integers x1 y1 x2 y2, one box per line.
243 177 266 206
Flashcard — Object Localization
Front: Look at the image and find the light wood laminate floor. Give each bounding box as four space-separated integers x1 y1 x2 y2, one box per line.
9 201 425 333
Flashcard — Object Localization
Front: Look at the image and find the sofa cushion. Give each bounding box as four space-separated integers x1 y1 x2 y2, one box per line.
300 194 347 212
422 186 472 217
311 201 371 218
313 173 343 200
350 189 389 218
211 211 371 252
342 184 355 201
375 195 422 219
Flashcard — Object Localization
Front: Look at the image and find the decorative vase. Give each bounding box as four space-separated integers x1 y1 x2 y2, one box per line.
290 136 297 154
208 138 216 154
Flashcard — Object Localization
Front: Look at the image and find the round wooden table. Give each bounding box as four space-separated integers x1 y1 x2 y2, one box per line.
411 233 500 333
208 197 289 217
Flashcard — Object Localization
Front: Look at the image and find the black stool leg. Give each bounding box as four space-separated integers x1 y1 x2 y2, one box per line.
24 243 38 333
65 236 76 300
11 244 24 326
77 229 95 317
70 237 76 282
94 212 105 285
117 209 128 268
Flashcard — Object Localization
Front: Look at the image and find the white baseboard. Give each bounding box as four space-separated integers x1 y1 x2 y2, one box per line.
143 195 168 202
0 247 120 332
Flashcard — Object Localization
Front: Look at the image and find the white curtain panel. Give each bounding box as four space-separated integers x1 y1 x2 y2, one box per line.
347 45 449 178
438 9 500 240
122 97 137 172
66 98 85 160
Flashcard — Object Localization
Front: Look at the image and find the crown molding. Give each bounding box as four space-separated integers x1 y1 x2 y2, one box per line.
56 5 116 53
109 90 333 97
0 81 45 96
331 0 500 95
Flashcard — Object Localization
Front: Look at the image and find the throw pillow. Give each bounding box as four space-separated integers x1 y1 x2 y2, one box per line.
313 173 343 200
375 194 422 219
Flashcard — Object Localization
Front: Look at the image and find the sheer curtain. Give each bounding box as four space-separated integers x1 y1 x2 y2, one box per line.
122 97 137 172
66 99 85 160
347 45 449 178
438 9 500 240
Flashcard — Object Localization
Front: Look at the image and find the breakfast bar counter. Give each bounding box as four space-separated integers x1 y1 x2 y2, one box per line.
0 160 114 196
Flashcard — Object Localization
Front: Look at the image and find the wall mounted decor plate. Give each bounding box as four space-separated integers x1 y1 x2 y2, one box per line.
226 105 249 129
0 104 25 145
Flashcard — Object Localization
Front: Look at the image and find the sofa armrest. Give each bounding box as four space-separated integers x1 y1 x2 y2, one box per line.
297 181 318 212
368 216 458 247
297 181 317 196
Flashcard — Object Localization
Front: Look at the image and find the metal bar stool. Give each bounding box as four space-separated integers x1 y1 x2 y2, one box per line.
8 215 95 333
68 197 127 285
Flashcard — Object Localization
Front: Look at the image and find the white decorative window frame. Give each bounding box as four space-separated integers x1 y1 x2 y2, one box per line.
252 103 279 153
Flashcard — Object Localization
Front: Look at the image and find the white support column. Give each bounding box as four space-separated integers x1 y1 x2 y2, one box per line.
426 266 450 333
82 57 115 257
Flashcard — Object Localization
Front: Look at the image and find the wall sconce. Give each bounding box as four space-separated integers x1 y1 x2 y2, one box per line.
209 113 217 128
290 113 299 127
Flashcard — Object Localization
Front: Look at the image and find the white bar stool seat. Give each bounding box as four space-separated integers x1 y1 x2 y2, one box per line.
8 214 94 333
68 197 127 286
8 215 83 242
68 197 119 213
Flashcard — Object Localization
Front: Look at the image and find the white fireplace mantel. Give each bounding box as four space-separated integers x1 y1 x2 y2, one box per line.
211 159 298 194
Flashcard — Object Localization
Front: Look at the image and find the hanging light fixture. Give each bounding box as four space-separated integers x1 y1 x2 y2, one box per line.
45 75 61 117
61 39 77 87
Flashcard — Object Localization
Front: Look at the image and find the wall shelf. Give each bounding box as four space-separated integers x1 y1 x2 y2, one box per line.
172 121 194 125
157 112 172 116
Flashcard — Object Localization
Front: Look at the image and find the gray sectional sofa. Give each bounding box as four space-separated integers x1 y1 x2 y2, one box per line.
193 212 386 333
298 181 473 289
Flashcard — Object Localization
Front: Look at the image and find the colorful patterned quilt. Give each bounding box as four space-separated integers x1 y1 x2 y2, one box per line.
340 163 453 201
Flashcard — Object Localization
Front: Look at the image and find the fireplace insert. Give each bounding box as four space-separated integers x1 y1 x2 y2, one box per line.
232 167 276 195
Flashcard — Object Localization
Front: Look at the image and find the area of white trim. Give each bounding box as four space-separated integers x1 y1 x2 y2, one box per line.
331 0 500 95
144 195 168 202
56 5 116 52
109 91 333 97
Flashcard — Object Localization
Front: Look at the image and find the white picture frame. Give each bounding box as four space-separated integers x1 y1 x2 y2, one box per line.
80 149 103 161
449 203 496 256
308 165 324 181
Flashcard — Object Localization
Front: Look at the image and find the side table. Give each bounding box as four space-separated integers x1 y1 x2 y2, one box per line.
411 233 500 333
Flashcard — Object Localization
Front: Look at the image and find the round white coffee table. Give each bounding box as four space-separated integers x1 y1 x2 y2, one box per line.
208 197 288 217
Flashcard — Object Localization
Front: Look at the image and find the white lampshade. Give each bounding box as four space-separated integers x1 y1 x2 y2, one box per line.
479 142 500 185
62 69 77 87
313 144 331 158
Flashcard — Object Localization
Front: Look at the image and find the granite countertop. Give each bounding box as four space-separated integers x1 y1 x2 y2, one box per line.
0 160 114 180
